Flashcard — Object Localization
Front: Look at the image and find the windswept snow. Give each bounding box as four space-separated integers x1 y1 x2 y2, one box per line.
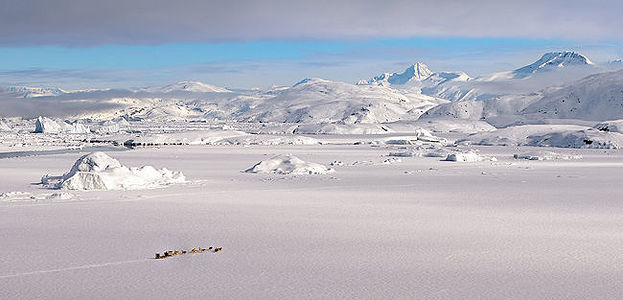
245 155 334 175
45 152 185 190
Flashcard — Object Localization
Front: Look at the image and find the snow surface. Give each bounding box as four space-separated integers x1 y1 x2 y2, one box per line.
3 144 623 299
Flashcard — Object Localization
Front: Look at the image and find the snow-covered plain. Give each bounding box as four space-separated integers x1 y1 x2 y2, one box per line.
2 137 623 298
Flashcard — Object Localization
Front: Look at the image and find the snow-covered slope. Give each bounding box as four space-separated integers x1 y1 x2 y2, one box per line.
236 78 447 124
520 69 623 121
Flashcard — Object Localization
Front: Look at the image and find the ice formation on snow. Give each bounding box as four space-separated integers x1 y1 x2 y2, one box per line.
245 155 334 175
46 152 185 190
513 151 582 161
444 151 495 162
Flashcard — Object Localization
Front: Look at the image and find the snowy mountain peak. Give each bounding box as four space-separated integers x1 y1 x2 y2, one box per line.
358 62 433 86
151 81 231 93
293 78 329 87
513 51 593 78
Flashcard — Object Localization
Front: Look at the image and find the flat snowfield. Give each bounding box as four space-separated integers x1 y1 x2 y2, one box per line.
2 144 623 299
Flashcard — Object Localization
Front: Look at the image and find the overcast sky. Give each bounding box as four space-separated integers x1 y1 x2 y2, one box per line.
1 0 622 88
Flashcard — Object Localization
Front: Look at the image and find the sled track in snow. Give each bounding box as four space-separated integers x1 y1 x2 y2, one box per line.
0 258 148 280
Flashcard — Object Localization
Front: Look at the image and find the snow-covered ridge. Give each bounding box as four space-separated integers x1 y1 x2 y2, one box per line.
143 81 231 93
3 86 67 98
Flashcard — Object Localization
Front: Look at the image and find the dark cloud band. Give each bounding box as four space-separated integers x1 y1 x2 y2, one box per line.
1 0 621 46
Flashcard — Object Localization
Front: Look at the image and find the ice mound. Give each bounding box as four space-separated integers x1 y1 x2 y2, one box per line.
245 155 334 175
48 152 185 190
34 116 90 134
444 151 495 162
513 151 582 161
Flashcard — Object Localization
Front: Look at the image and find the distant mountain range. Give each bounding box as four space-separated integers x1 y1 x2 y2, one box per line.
1 51 623 128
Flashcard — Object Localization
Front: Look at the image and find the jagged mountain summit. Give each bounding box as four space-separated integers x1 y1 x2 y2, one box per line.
358 62 433 86
512 51 594 79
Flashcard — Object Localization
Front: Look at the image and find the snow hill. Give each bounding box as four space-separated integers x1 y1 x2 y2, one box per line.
234 78 447 124
520 69 623 121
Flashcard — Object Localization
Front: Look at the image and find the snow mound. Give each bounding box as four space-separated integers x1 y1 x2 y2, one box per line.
444 151 495 162
214 135 320 146
34 116 90 134
51 152 185 190
245 155 334 175
513 151 582 161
